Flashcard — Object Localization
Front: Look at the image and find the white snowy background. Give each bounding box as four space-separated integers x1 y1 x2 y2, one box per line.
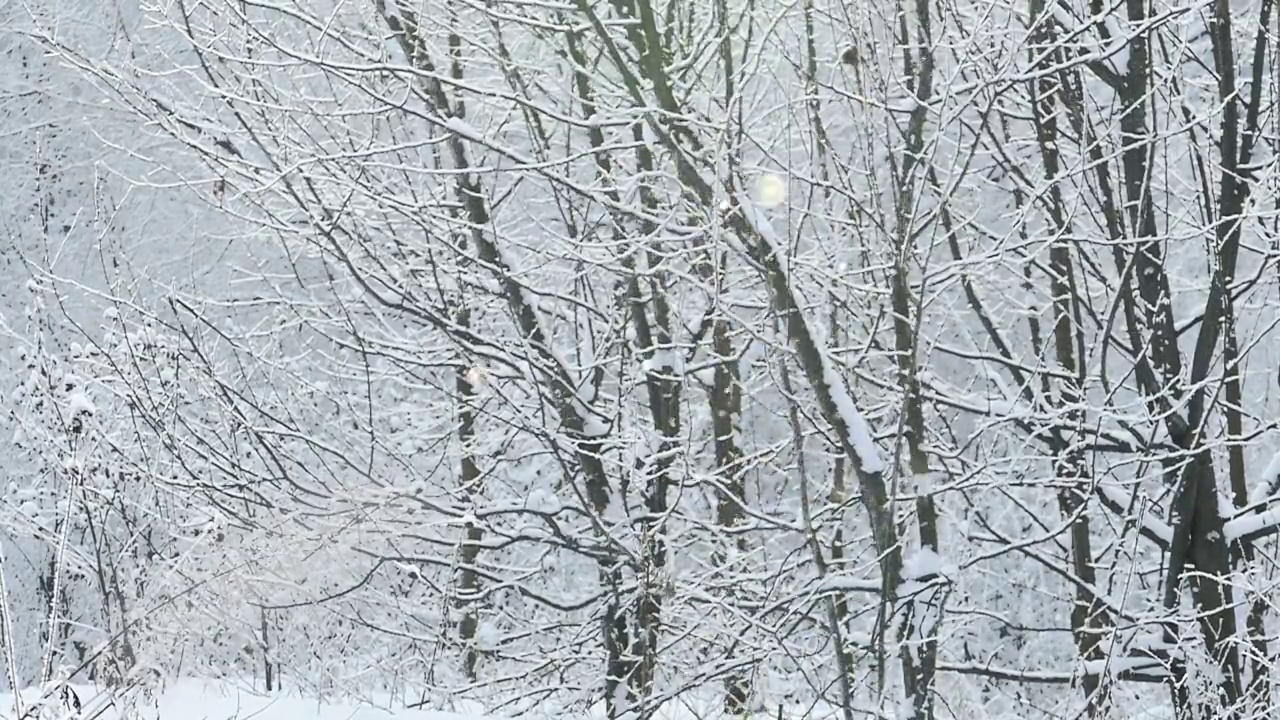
2 0 1280 719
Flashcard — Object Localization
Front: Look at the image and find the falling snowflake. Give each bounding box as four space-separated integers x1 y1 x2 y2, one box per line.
465 366 489 387
756 173 787 208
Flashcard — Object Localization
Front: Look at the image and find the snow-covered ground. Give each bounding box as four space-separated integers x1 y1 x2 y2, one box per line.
0 677 1173 720
0 681 867 720
0 680 493 720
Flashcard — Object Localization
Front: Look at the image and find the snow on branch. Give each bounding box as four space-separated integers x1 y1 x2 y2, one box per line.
1079 653 1173 681
1225 505 1280 543
1095 483 1172 548
734 195 885 475
1248 450 1280 505
1221 450 1280 542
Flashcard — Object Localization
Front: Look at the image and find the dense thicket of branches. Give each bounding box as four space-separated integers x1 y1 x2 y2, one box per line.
3 0 1280 718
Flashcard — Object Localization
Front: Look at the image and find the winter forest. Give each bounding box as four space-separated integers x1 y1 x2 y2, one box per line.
3 0 1280 718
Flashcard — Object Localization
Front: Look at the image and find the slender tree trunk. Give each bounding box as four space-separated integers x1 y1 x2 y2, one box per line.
1220 296 1271 710
455 310 484 680
376 2 620 704
826 306 851 665
1025 6 1113 712
440 5 486 679
710 307 750 714
889 0 942 713
260 606 274 691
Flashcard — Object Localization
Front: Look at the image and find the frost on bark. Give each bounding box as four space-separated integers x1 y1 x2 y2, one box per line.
1112 0 1270 713
710 313 749 715
693 255 751 714
887 0 944 711
1043 0 1277 714
32 0 1280 713
375 0 612 516
436 0 485 682
622 257 682 719
1024 1 1112 713
375 1 623 704
733 202 903 717
562 14 691 711
454 309 484 680
571 24 912 699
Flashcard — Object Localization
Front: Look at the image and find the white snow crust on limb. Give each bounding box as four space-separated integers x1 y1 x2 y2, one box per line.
914 471 945 494
1225 506 1280 542
440 116 696 235
902 547 945 581
816 574 882 594
1247 449 1280 504
441 115 609 440
733 194 885 475
1080 654 1167 678
1227 451 1280 541
1096 482 1173 546
66 390 96 416
561 344 609 439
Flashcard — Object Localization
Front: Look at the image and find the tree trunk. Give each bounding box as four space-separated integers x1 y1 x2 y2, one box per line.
1024 6 1113 711
710 310 750 714
455 311 484 680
